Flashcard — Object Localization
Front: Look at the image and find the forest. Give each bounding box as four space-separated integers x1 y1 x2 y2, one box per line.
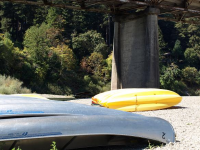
0 2 200 96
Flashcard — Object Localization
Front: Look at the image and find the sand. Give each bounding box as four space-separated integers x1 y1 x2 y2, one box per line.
68 96 200 150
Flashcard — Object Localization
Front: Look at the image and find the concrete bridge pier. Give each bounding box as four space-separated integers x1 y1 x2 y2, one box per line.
111 7 160 90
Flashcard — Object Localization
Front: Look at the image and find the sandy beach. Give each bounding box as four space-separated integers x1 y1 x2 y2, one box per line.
67 96 200 150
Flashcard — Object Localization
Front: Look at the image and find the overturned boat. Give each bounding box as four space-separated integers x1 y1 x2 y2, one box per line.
0 95 175 150
92 88 182 112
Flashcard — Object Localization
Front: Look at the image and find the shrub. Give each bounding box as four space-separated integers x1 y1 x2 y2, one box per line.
101 82 111 92
160 63 181 89
0 75 31 94
195 89 200 96
182 67 199 85
82 75 111 96
10 141 57 150
12 147 22 150
47 83 72 95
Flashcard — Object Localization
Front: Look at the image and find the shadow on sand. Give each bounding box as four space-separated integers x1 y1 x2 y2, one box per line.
165 106 187 110
79 139 164 150
49 98 76 101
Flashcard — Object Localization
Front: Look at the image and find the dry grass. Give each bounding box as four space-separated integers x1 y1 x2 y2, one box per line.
0 75 31 94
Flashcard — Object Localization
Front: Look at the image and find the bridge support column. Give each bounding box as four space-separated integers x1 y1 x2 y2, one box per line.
111 8 160 90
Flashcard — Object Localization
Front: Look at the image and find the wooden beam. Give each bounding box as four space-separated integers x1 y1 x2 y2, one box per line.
159 16 200 24
179 0 194 21
0 0 112 13
1 0 200 21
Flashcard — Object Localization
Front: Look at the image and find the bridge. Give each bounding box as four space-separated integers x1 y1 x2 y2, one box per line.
1 0 200 89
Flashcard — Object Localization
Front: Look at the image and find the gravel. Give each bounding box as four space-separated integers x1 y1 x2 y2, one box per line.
68 96 200 150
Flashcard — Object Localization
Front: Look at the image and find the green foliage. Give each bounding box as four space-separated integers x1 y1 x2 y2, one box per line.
182 67 200 85
83 75 100 95
24 23 50 61
47 83 72 95
50 141 58 150
0 4 113 96
195 89 200 96
80 52 112 95
160 63 187 95
102 52 112 82
158 26 167 52
0 75 31 94
158 21 200 95
33 6 48 26
23 23 77 87
81 52 104 76
12 147 22 150
171 80 188 96
176 23 200 67
46 8 58 27
83 75 110 95
172 40 183 58
0 18 11 33
51 44 77 72
147 140 164 150
101 82 111 92
160 63 181 87
0 3 39 43
71 10 107 34
1 3 200 96
184 48 200 66
46 8 66 30
72 30 109 60
0 34 17 74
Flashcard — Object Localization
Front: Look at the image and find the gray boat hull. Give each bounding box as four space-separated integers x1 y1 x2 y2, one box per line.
0 95 175 149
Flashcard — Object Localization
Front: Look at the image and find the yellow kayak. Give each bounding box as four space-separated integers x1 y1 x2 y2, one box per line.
92 88 182 112
11 94 48 99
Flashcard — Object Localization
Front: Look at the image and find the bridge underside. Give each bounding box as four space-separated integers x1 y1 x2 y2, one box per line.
1 0 200 23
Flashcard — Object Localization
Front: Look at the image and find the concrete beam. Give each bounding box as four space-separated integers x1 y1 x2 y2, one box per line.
111 7 160 90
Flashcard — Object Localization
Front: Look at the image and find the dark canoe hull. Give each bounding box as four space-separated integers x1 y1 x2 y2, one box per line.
0 95 175 149
2 134 141 150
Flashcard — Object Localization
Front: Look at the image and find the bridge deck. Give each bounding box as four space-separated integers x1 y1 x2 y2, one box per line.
0 0 200 23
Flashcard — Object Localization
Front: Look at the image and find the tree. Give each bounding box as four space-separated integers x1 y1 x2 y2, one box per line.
72 30 109 61
23 23 51 82
0 33 15 74
184 48 200 67
182 67 200 85
172 40 183 59
51 44 77 73
176 23 200 69
160 63 181 87
46 7 66 30
0 2 41 43
81 52 104 76
160 63 188 95
24 23 50 61
102 52 112 82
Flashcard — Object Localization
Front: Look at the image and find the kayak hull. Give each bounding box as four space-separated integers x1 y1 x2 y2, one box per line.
92 88 182 111
0 95 176 149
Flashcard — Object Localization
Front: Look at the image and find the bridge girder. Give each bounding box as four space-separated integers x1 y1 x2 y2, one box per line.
0 0 200 23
